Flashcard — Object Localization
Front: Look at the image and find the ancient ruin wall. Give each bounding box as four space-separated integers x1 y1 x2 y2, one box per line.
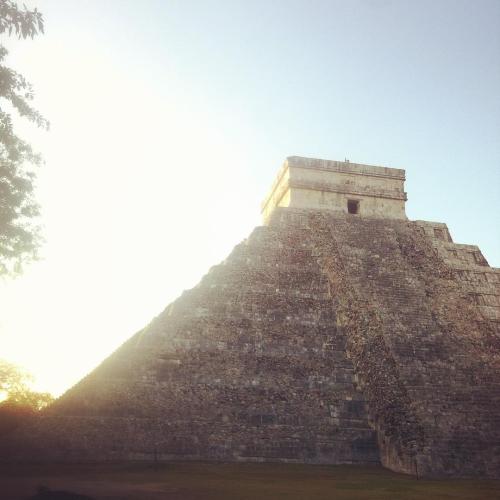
5 216 379 465
266 210 499 478
261 157 407 223
4 210 499 478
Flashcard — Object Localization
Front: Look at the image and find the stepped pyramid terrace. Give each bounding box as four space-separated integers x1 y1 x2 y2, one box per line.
3 156 499 479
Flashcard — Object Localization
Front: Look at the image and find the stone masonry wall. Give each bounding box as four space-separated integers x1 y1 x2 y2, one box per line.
5 215 379 465
4 210 499 478
267 210 499 478
261 157 407 223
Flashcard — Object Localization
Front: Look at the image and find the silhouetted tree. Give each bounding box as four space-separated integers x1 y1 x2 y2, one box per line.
0 359 54 435
0 0 48 276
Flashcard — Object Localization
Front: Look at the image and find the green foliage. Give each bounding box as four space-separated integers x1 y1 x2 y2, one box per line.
0 358 54 410
0 0 44 38
0 357 31 394
0 1 47 276
0 358 54 437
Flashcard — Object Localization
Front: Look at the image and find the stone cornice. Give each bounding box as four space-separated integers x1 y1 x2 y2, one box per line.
288 178 407 201
261 157 406 212
287 156 406 180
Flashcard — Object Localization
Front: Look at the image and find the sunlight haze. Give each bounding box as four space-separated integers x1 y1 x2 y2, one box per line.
1 0 499 397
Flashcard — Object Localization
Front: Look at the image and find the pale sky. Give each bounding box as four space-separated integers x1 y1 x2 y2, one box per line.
1 0 499 396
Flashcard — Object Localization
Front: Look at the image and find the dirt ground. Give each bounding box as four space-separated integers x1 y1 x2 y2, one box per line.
0 462 499 500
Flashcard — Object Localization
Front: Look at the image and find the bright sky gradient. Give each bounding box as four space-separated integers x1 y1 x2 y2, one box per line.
1 0 499 396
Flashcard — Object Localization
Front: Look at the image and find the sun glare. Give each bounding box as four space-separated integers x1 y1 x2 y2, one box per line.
0 39 260 397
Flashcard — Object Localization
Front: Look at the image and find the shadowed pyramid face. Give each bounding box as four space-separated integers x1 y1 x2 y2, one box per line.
3 191 500 479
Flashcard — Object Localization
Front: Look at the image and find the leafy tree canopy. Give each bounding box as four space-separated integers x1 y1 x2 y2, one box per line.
0 358 54 410
0 358 54 436
0 0 48 276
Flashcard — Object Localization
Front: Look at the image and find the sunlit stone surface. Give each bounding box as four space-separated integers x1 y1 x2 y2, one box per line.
261 156 407 223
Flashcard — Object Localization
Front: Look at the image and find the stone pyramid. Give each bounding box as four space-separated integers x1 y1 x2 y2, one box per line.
6 157 499 478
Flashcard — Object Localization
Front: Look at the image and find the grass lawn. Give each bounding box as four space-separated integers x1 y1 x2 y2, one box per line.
0 462 499 500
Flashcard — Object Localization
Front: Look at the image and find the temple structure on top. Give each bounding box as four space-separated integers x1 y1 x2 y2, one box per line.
261 156 407 224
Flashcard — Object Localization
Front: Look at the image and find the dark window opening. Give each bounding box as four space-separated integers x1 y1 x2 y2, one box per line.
347 199 359 214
